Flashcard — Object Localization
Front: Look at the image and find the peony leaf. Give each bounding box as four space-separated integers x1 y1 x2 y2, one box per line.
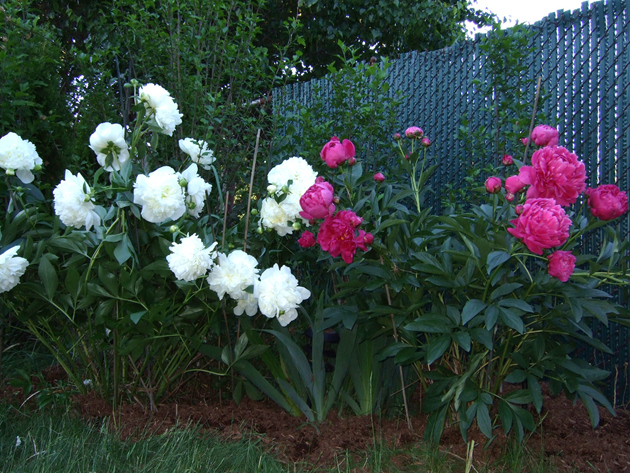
486 251 511 274
38 255 58 300
461 299 487 325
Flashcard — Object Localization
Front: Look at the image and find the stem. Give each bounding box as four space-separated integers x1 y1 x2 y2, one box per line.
243 129 261 252
523 76 542 163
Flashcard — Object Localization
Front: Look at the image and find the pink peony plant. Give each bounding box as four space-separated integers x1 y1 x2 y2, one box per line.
517 146 586 206
317 210 369 263
405 126 423 138
298 231 317 248
507 198 572 255
530 125 559 147
585 184 628 221
299 177 336 220
547 250 576 282
320 137 355 169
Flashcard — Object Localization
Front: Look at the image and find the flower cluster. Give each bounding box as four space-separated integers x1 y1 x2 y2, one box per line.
206 251 310 325
499 124 628 281
297 177 373 264
0 132 42 184
260 157 318 235
133 164 211 224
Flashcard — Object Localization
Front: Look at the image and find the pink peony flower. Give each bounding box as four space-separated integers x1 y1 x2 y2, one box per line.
299 178 335 220
374 172 385 182
317 210 364 264
547 250 576 282
507 198 572 255
518 146 586 206
405 126 424 138
585 184 628 221
485 177 502 194
502 154 513 166
505 175 527 194
320 137 355 169
531 125 559 147
298 231 317 248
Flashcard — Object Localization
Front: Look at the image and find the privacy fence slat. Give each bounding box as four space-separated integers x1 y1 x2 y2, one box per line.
274 0 630 407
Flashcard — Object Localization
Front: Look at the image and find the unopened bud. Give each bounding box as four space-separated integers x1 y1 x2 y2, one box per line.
5 168 15 176
393 133 402 141
515 204 524 215
33 164 42 172
267 184 277 193
169 225 180 234
178 178 188 187
250 208 259 215
348 157 356 166
333 196 340 204
228 243 234 249
421 137 431 147
256 226 264 234
187 201 196 209
292 222 302 230
281 185 290 194
505 192 515 202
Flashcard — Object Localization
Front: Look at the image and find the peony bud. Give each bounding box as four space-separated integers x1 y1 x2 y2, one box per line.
33 164 42 172
250 208 258 216
5 168 15 176
178 177 188 187
256 226 264 234
393 133 402 141
169 225 180 234
281 185 290 194
502 154 513 166
348 156 357 166
267 184 277 193
292 221 302 230
421 137 431 147
485 177 502 194
515 204 524 215
405 126 423 139
374 172 385 183
505 192 515 202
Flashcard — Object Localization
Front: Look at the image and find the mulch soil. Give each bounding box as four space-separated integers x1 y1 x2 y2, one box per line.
3 368 630 472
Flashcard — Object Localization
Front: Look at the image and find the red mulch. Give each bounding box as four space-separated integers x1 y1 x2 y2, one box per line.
3 370 630 472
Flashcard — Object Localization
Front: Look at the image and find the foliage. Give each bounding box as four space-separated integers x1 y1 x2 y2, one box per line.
258 0 493 79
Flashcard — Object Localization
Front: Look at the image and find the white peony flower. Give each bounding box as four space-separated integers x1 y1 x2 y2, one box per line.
260 196 295 236
89 122 130 171
254 264 310 326
181 164 212 218
207 250 260 315
0 246 28 293
139 83 183 136
53 170 101 230
133 166 186 224
179 138 216 170
167 234 217 281
0 132 42 184
260 157 317 234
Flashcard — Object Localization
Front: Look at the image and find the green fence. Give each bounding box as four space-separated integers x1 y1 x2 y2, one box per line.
274 0 630 407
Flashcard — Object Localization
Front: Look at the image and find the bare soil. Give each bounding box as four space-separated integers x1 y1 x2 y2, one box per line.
4 368 630 472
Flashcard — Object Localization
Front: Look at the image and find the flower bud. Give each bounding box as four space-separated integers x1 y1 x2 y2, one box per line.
250 208 259 216
292 221 302 231
169 225 180 234
187 201 197 209
348 157 357 166
256 226 264 234
15 186 24 193
228 243 234 249
281 185 290 194
393 133 402 141
485 177 502 194
178 177 188 187
267 184 277 193
502 154 513 166
515 204 524 215
421 137 431 147
374 172 385 183
405 153 410 160
505 192 515 202
5 168 15 176
33 164 42 172
333 196 340 204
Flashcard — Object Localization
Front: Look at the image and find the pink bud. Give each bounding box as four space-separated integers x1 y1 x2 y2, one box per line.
485 177 502 194
393 133 402 141
405 153 410 160
348 156 357 166
405 126 424 139
374 172 385 183
364 233 374 245
521 137 529 146
505 192 515 202
502 154 513 166
515 204 524 215
421 137 431 147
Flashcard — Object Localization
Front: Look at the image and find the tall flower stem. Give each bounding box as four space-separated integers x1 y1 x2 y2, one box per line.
243 129 261 252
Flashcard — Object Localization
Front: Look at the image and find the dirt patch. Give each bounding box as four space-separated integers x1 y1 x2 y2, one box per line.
4 372 630 472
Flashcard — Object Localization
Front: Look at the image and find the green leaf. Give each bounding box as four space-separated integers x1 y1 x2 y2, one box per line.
487 251 511 274
452 331 471 352
498 298 533 312
38 255 58 300
426 335 452 365
527 375 543 413
65 267 81 301
476 403 493 438
485 305 499 330
114 235 133 265
405 314 452 334
130 310 147 324
461 299 487 325
263 330 313 392
499 307 524 333
490 283 522 301
497 400 513 434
